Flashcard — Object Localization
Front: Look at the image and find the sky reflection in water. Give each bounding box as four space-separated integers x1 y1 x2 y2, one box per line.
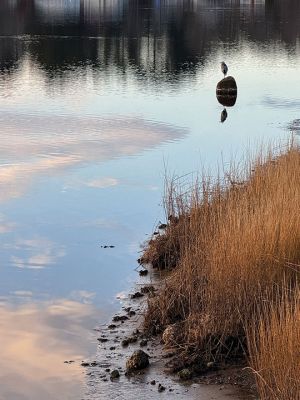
0 0 300 398
0 297 98 400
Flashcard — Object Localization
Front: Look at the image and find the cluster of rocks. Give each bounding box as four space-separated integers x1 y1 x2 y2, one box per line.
79 276 193 393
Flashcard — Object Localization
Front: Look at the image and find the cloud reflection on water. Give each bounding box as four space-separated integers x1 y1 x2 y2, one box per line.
0 297 98 400
9 237 66 269
0 114 187 202
0 214 16 233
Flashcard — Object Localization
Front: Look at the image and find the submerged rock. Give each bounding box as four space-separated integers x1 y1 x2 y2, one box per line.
126 350 150 371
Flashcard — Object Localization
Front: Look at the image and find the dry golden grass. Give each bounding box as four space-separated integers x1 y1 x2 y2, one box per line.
247 290 300 400
143 142 300 395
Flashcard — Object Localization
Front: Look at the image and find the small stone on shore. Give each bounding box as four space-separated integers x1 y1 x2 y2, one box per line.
81 362 90 367
130 291 144 299
110 369 120 380
90 361 99 367
139 269 148 276
97 338 108 343
141 285 155 294
158 383 166 392
178 368 193 380
158 223 167 230
113 315 129 322
126 350 150 371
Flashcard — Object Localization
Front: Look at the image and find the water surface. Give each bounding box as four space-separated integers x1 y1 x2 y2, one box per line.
0 1 300 399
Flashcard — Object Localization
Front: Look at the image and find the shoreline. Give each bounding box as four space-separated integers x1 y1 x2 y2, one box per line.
81 270 256 399
135 143 299 400
82 143 299 399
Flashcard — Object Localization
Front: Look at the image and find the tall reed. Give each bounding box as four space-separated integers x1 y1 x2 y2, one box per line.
247 289 300 400
143 142 300 389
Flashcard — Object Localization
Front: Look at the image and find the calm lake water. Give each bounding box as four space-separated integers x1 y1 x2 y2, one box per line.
0 1 299 399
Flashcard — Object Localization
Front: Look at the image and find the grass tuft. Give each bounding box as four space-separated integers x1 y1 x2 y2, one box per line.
143 142 300 396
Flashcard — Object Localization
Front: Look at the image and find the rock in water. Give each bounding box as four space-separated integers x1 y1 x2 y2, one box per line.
216 76 237 107
126 350 150 371
216 76 237 93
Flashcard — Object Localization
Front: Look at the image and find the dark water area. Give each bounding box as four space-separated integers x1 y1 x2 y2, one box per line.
0 1 299 399
1 1 300 82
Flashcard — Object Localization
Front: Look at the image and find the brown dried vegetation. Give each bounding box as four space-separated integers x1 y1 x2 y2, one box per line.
143 143 300 399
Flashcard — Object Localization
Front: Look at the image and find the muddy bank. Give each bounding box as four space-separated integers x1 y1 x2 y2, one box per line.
134 145 300 400
79 271 256 400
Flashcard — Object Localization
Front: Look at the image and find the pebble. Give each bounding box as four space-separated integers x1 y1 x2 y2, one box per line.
110 369 120 380
98 338 108 343
130 292 144 299
140 339 148 347
113 315 129 322
158 384 166 392
139 269 148 276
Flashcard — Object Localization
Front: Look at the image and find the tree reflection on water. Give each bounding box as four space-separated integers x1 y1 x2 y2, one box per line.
0 0 300 85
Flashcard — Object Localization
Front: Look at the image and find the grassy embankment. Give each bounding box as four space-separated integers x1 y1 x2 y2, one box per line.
141 142 300 399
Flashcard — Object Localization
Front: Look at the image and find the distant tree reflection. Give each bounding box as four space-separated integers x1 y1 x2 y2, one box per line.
0 0 299 85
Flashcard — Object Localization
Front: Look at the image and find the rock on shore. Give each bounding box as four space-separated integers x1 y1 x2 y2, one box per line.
126 350 150 371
